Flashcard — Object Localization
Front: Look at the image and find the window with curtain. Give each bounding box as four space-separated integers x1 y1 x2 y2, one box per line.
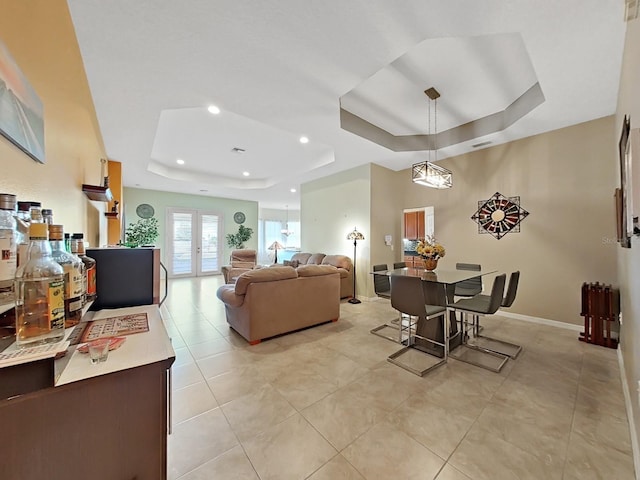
257 219 301 264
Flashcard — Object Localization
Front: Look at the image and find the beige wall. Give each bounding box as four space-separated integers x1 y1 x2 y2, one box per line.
123 187 258 267
616 16 640 465
370 163 405 271
0 0 107 247
397 117 618 324
301 165 371 297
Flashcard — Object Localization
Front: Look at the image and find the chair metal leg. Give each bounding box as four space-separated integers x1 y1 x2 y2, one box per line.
466 313 522 359
448 312 510 373
387 314 449 377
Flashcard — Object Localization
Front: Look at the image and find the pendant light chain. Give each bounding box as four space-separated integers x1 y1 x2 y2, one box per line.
434 97 438 162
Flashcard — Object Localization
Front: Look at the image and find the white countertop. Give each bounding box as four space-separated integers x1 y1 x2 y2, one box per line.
55 305 175 386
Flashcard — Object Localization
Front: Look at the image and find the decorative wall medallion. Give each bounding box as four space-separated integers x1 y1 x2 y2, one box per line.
471 192 529 240
136 203 155 219
233 211 246 224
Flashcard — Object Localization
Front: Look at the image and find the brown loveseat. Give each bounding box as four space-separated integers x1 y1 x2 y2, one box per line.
216 265 340 344
289 253 353 299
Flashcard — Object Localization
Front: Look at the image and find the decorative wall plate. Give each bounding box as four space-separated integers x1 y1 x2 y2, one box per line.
233 211 246 224
136 203 155 219
471 192 529 239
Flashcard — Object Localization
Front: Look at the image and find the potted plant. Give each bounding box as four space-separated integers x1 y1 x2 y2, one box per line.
226 224 253 249
415 235 445 271
125 217 159 247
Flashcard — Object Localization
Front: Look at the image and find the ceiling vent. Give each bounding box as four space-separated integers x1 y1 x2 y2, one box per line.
472 141 493 148
231 147 246 154
625 0 639 21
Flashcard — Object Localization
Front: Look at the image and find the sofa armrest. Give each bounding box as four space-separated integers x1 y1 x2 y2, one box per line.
216 284 245 307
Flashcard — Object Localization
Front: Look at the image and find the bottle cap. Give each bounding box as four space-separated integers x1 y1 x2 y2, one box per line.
42 209 53 216
17 201 31 212
29 202 42 208
0 194 16 210
29 223 48 239
48 224 64 240
72 233 84 239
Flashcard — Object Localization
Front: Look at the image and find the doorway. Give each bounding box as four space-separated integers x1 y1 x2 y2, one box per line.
166 208 221 278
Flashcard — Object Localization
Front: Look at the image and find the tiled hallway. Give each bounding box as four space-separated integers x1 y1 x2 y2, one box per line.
164 276 635 479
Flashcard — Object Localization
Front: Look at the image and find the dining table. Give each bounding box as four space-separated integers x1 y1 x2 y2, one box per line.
373 266 497 355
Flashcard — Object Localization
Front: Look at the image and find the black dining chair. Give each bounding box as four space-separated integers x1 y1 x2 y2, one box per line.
459 271 522 358
387 275 448 376
370 264 400 342
393 261 407 269
454 263 483 297
448 273 509 372
372 264 391 298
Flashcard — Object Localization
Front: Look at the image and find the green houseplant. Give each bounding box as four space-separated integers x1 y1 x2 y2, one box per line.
125 217 159 247
226 224 253 249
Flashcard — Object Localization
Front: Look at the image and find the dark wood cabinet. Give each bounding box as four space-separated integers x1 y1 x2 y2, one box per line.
0 359 173 479
404 211 425 240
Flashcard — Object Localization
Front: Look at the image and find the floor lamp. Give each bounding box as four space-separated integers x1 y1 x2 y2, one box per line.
268 241 285 264
347 227 365 304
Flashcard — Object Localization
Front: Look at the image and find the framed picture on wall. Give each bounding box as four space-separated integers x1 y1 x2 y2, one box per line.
618 116 632 247
0 39 45 163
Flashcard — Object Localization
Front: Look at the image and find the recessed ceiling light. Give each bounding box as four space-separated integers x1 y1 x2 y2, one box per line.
176 158 185 165
199 189 208 192
290 188 297 193
299 136 309 144
242 171 250 177
231 147 246 154
207 104 220 115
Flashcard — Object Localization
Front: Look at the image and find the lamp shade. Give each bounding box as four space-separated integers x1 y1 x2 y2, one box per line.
268 241 285 250
346 227 365 241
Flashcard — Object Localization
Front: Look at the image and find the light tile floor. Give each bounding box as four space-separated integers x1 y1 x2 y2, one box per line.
164 276 635 480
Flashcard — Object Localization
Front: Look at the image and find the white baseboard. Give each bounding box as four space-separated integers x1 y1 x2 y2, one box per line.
618 348 640 480
496 310 583 332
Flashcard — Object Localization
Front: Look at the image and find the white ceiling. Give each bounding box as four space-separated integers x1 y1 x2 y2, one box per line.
66 0 627 209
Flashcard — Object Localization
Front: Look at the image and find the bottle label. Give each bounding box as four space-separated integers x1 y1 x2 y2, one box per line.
47 279 65 330
62 263 84 299
87 265 96 296
0 233 16 282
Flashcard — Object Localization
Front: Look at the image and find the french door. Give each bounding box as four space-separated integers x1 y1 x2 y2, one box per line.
166 208 221 278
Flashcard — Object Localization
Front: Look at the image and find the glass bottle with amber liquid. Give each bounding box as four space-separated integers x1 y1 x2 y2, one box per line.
71 233 96 304
49 225 84 327
14 223 65 348
0 194 17 304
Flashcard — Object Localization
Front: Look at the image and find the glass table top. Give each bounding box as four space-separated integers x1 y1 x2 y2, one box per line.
374 267 497 285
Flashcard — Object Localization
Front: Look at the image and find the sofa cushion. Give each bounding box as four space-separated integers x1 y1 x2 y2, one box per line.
321 254 352 270
290 252 312 264
306 253 326 265
235 266 298 295
296 264 338 277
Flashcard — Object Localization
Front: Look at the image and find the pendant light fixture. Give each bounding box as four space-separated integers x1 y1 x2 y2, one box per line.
281 205 293 237
411 88 453 189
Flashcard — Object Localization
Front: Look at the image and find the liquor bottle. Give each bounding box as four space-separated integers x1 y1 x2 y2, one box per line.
71 233 96 303
29 202 43 223
15 201 31 268
15 223 65 348
42 209 54 225
49 225 84 327
0 194 17 303
64 233 71 253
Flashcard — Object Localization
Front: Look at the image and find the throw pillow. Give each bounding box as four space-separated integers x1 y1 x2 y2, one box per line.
283 259 300 268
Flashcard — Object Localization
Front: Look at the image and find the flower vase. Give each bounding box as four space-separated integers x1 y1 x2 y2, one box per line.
423 258 438 271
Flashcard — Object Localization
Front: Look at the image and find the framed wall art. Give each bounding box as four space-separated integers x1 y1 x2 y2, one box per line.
471 192 529 240
618 115 632 248
0 39 45 163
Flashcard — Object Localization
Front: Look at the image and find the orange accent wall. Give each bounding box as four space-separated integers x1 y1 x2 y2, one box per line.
107 160 123 245
0 0 107 247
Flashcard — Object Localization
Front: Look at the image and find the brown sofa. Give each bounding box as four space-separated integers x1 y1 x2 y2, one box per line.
289 252 353 299
216 265 340 344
